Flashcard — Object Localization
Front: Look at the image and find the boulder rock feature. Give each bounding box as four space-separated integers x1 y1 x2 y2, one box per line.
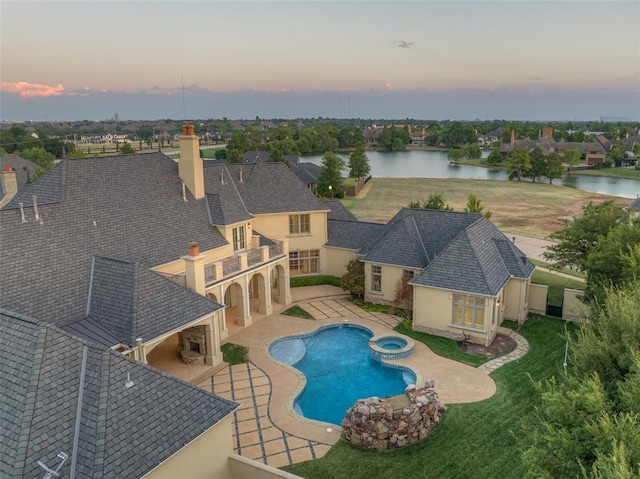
341 380 446 450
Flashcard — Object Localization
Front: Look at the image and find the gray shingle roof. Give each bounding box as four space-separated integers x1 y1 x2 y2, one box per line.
0 153 227 329
243 150 271 163
0 309 239 479
629 196 640 212
205 161 328 215
324 199 358 221
359 208 480 268
326 219 384 250
205 168 254 225
410 215 535 295
86 256 223 346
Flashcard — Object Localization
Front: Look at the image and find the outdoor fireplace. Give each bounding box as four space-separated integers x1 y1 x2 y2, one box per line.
180 326 207 365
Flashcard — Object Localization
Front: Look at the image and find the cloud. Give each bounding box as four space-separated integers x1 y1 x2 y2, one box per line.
0 81 65 98
385 82 393 91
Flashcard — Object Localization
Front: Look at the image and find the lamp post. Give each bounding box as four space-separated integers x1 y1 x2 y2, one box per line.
328 184 333 200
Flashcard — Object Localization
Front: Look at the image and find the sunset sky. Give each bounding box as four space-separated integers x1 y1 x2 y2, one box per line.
1 1 639 121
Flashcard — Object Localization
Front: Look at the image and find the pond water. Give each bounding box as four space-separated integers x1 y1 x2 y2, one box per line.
303 150 639 199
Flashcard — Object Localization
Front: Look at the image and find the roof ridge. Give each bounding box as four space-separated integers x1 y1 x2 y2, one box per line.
130 262 140 345
466 222 502 294
224 164 251 222
93 349 111 478
13 325 48 477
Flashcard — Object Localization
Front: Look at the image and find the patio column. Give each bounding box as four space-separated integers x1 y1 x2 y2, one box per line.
205 313 222 366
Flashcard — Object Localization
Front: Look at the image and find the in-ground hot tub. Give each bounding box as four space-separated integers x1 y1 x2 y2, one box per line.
369 334 415 360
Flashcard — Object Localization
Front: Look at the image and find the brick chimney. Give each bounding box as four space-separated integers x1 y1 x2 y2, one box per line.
183 241 206 295
0 165 18 208
178 124 204 199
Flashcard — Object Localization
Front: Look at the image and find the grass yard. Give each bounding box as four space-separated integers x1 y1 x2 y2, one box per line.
531 270 585 307
290 275 341 288
345 178 629 237
221 343 249 364
284 315 577 479
528 259 586 279
282 305 315 320
572 167 640 180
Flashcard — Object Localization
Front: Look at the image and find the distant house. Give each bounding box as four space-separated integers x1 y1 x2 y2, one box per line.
0 154 38 208
363 127 383 144
409 128 426 145
499 130 606 165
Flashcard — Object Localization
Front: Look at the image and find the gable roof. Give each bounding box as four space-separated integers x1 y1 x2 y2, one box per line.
205 160 328 215
324 199 358 221
0 153 227 329
0 309 238 479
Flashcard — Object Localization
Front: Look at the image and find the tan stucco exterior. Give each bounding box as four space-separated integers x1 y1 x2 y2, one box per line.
323 247 357 277
503 277 530 322
363 263 416 304
563 288 589 322
143 415 235 479
528 283 548 315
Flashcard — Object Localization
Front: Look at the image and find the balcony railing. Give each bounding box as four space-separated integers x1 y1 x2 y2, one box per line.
204 264 216 284
247 249 263 266
222 256 241 276
269 242 283 258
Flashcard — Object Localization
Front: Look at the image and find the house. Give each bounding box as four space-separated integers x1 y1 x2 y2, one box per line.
0 124 332 478
0 154 38 207
409 128 426 146
284 154 321 193
499 131 607 165
1 309 239 479
324 207 535 345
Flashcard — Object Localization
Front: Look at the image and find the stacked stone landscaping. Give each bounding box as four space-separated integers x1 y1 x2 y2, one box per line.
341 380 446 450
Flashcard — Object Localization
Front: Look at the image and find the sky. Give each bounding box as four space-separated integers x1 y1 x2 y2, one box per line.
1 0 639 122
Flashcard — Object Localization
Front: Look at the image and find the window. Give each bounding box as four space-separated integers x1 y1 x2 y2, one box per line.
402 269 415 280
289 214 310 235
371 265 382 292
452 294 485 330
232 225 245 251
289 250 319 276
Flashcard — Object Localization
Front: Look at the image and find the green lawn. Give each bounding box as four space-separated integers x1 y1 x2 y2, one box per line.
394 323 489 367
290 275 341 288
528 258 586 279
284 315 576 479
531 270 585 307
282 305 315 320
221 343 249 364
572 166 640 179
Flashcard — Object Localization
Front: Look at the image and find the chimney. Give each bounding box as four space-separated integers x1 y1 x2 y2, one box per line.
183 241 206 295
178 123 205 199
0 165 18 209
510 129 515 145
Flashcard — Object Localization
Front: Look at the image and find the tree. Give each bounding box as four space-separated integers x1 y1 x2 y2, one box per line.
410 193 453 211
522 282 640 478
16 146 56 181
545 152 564 184
463 143 482 159
393 274 413 319
226 130 250 153
584 217 640 304
348 143 370 178
317 151 345 198
119 142 135 154
507 149 531 182
527 147 547 183
447 148 464 164
340 258 364 299
440 122 476 148
564 148 581 174
543 200 630 273
486 149 503 165
609 143 626 166
465 194 492 218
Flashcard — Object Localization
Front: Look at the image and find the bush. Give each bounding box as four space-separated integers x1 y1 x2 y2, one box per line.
290 275 341 288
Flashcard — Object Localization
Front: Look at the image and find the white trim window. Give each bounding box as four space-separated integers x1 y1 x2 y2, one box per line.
452 294 485 330
232 225 245 252
289 214 310 235
371 265 382 292
289 250 319 276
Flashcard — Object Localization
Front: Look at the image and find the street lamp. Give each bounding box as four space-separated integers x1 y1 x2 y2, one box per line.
328 184 333 200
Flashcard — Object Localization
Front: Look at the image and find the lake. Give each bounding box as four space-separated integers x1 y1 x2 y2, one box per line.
303 150 639 199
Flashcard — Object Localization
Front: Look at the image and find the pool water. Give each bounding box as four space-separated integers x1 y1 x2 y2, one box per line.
269 325 416 426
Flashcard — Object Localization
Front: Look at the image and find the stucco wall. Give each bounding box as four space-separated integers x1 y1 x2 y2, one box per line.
251 211 328 253
563 288 588 322
528 283 548 315
228 454 304 479
503 278 529 321
364 263 409 304
323 247 357 277
143 415 234 479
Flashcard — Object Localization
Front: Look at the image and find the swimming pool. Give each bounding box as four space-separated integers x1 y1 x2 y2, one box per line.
268 324 416 426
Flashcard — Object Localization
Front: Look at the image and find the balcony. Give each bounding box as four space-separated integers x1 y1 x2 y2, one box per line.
204 240 286 286
157 271 187 287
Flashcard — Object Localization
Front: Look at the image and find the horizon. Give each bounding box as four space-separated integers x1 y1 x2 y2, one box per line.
1 1 639 122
